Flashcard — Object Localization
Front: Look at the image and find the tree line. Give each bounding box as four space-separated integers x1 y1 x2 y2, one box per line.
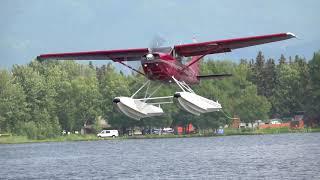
0 51 319 138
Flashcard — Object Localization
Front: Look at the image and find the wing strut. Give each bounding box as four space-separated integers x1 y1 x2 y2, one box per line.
181 54 206 71
117 61 146 76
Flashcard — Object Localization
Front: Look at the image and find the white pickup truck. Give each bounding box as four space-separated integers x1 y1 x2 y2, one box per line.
97 130 119 138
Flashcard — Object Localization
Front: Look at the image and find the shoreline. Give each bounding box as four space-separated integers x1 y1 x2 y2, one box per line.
1 128 319 144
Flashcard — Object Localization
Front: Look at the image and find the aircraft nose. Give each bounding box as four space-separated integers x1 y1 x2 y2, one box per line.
173 93 181 98
113 98 120 103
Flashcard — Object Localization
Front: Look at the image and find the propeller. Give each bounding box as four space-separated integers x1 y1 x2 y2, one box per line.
146 35 167 60
149 34 166 50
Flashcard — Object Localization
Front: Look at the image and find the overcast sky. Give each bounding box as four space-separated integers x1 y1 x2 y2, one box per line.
1 0 319 69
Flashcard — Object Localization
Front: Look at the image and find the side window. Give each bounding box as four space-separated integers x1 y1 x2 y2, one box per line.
106 131 110 133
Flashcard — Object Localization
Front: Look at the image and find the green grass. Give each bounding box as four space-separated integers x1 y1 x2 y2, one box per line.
1 128 320 144
0 134 100 144
225 127 320 135
0 134 209 144
222 128 263 136
308 128 320 133
0 136 30 144
124 133 204 139
255 127 291 134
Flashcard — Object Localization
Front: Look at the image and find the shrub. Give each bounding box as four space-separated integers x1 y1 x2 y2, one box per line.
16 121 39 139
15 119 61 139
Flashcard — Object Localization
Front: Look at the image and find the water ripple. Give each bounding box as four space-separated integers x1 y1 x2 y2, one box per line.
1 133 319 179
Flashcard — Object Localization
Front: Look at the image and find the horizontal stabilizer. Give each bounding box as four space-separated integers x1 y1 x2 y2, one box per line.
197 73 232 80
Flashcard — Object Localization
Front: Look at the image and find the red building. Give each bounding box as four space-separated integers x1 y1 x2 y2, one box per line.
291 111 305 129
175 123 195 135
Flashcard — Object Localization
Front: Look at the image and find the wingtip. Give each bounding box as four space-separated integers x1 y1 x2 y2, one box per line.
286 32 296 38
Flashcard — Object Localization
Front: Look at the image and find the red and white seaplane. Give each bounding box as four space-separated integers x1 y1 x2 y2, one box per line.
37 32 295 120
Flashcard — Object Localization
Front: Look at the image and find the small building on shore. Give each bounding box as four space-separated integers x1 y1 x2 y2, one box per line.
291 111 304 129
231 116 304 130
175 123 195 135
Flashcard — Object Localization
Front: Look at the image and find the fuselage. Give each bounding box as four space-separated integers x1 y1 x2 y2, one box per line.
141 53 199 84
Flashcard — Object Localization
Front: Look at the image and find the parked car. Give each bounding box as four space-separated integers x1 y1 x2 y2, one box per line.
142 128 152 135
152 128 162 135
151 128 174 135
162 128 174 134
97 130 119 138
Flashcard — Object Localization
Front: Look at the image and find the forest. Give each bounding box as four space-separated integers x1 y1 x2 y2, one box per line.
0 51 319 139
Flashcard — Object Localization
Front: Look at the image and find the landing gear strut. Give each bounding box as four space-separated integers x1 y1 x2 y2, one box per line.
172 76 222 115
113 80 173 120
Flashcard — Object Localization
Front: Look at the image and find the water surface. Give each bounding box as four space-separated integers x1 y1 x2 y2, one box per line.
1 133 320 179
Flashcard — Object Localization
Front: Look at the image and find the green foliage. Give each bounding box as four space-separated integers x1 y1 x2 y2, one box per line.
92 117 103 133
16 121 38 139
306 52 320 119
235 85 271 123
0 70 28 133
0 50 319 139
15 116 61 139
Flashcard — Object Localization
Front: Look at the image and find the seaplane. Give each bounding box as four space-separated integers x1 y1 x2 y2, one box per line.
37 32 295 120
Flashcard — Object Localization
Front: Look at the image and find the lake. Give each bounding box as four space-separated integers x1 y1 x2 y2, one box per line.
1 133 320 179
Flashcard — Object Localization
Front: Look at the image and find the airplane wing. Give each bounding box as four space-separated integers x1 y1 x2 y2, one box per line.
174 32 295 57
37 48 149 62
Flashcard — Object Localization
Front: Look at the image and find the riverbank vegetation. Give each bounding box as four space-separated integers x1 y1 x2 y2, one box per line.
0 51 319 140
0 134 98 144
1 128 320 144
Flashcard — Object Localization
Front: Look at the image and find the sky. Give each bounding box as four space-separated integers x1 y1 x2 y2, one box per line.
1 0 319 69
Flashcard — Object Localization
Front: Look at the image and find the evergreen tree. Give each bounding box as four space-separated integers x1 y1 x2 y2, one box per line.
279 54 286 65
264 58 277 98
89 61 94 69
252 51 266 96
307 52 320 120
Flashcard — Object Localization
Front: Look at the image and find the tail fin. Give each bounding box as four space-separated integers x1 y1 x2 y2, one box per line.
197 73 233 80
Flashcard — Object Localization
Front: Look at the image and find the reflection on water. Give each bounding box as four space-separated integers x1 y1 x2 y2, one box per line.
1 133 320 179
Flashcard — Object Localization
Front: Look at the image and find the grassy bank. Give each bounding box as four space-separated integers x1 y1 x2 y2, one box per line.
224 127 320 135
0 134 207 144
1 128 320 144
0 134 99 144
